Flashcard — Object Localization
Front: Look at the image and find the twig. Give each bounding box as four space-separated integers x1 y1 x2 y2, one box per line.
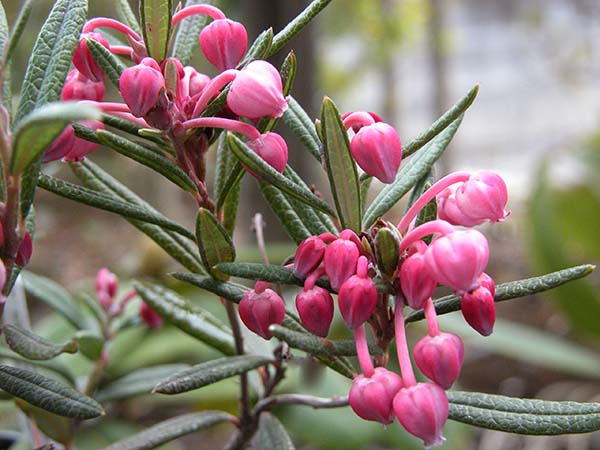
254 394 349 415
251 213 269 265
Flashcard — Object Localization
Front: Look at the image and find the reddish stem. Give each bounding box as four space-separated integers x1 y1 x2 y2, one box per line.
356 255 368 278
109 45 133 56
423 297 440 337
354 323 374 377
398 220 455 254
191 69 238 117
342 111 375 131
394 300 416 386
172 4 226 27
83 18 142 42
183 117 260 140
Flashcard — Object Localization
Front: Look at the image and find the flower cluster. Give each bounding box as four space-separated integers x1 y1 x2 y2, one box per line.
238 158 509 446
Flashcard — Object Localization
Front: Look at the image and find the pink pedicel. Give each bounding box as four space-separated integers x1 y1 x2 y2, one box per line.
226 60 288 119
425 229 489 294
400 241 436 310
461 286 496 336
119 58 166 118
95 268 119 311
349 367 403 425
238 282 285 339
183 66 211 98
293 236 326 279
140 301 163 329
73 32 110 82
324 234 360 292
62 70 105 102
43 121 104 163
393 382 448 448
414 332 464 390
246 132 289 175
337 256 378 329
295 286 334 337
350 122 402 184
15 232 33 267
200 19 248 72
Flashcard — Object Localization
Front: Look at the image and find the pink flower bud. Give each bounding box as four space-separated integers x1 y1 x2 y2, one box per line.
238 286 285 339
324 237 359 292
478 272 496 297
246 132 288 175
16 232 33 267
119 57 166 118
400 242 436 310
436 185 481 227
414 332 464 389
95 268 119 311
227 60 288 119
295 286 334 337
43 121 104 163
393 383 448 447
350 122 402 184
200 19 248 72
425 230 489 294
183 66 210 98
349 367 403 425
62 70 105 102
461 286 496 336
73 32 110 82
337 256 378 329
294 236 326 279
140 301 163 329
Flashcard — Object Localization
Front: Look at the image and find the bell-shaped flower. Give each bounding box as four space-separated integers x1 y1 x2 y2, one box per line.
324 237 359 292
200 19 248 72
238 284 285 339
295 286 334 337
400 241 437 310
350 122 402 184
337 256 378 328
43 121 104 163
349 367 403 425
246 132 288 175
293 236 326 279
119 57 166 118
414 332 464 389
461 286 496 336
62 70 105 102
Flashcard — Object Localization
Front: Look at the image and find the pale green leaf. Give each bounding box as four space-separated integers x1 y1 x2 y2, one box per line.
196 208 235 279
140 0 172 61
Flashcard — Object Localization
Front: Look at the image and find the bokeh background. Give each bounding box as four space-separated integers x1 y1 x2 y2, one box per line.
1 0 600 449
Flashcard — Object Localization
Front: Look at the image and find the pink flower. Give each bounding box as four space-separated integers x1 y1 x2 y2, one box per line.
478 272 496 297
323 236 359 292
295 286 334 337
227 60 288 119
200 19 248 72
349 367 403 425
238 283 285 339
414 332 464 389
43 121 104 163
461 286 496 336
337 256 378 328
95 268 119 311
183 66 211 98
16 232 33 267
246 132 288 175
140 301 163 329
350 122 402 184
73 32 110 82
400 241 437 310
293 236 326 279
119 57 166 118
62 70 105 102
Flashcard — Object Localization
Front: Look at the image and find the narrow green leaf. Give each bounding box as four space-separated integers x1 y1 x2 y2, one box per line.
101 114 168 147
0 365 103 419
86 38 126 89
0 3 8 60
103 411 233 450
405 170 434 211
320 97 361 231
4 0 34 65
239 28 273 67
38 173 195 241
196 208 236 279
0 348 75 385
135 281 235 355
403 84 479 158
363 116 463 228
74 330 104 361
258 413 296 450
268 0 332 57
448 391 600 435
21 271 86 330
114 0 142 35
283 97 321 160
140 0 172 61
15 0 88 124
280 51 297 96
97 129 197 192
19 158 41 218
227 133 335 216
3 324 78 361
11 102 100 174
406 264 596 323
172 0 210 65
213 133 242 235
96 364 190 402
154 355 271 394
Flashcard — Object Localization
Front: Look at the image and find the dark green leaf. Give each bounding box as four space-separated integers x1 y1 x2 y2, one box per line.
11 102 100 174
170 272 246 303
101 114 167 147
114 0 142 35
448 391 600 435
283 97 321 160
3 324 77 361
103 411 233 450
140 0 172 61
135 281 235 355
280 51 297 96
196 208 235 279
171 0 211 65
15 0 88 124
0 348 75 385
87 38 126 89
96 364 190 402
4 0 34 65
258 413 296 450
406 264 596 323
363 116 463 228
227 133 335 216
19 158 40 218
320 97 360 231
0 365 103 419
239 28 273 67
153 355 271 394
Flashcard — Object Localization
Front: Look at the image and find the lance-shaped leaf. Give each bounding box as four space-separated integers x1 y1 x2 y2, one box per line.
140 0 172 61
87 38 126 89
154 355 271 394
320 97 361 231
101 114 167 147
196 208 235 279
103 411 233 450
0 365 103 419
227 133 336 216
363 116 463 228
10 103 100 174
172 0 210 65
96 364 190 402
448 391 600 435
258 413 296 450
403 84 479 158
4 0 34 65
38 173 195 241
114 0 142 35
3 324 78 361
283 97 321 161
213 133 243 235
0 348 75 385
239 28 273 67
135 282 235 355
406 264 595 323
